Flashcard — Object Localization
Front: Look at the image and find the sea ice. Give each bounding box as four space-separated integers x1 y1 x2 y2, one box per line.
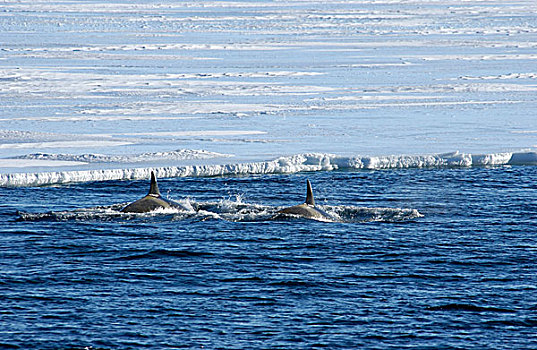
0 0 536 185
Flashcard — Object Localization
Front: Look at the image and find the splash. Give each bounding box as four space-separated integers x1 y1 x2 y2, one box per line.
17 199 421 224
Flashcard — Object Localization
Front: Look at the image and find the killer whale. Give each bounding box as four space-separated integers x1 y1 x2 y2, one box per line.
277 180 334 221
121 172 185 213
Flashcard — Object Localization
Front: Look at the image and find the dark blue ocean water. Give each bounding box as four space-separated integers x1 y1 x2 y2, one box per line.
1 167 536 349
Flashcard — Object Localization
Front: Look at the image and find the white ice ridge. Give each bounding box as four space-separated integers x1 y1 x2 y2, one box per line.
1 151 536 187
12 149 232 163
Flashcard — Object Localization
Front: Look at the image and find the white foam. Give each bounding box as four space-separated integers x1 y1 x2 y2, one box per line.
1 151 535 187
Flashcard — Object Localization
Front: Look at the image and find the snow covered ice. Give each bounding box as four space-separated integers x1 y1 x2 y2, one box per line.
1 0 536 186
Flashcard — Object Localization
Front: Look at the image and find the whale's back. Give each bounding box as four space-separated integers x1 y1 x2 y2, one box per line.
121 195 173 213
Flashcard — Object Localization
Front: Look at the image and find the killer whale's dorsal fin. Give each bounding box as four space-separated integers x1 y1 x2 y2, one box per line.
305 180 315 206
148 171 160 196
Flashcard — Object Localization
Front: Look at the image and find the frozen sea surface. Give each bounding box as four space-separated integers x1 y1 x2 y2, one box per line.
1 0 536 185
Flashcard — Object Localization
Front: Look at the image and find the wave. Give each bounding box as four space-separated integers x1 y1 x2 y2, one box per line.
427 303 515 313
1 150 536 187
114 249 214 261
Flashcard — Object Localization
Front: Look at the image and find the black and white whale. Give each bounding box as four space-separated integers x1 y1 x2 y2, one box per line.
121 172 185 213
277 180 335 221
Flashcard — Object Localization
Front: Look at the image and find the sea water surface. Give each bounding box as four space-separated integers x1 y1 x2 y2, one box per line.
2 167 537 349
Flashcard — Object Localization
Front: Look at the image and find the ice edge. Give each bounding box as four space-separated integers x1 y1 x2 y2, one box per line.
1 151 536 187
